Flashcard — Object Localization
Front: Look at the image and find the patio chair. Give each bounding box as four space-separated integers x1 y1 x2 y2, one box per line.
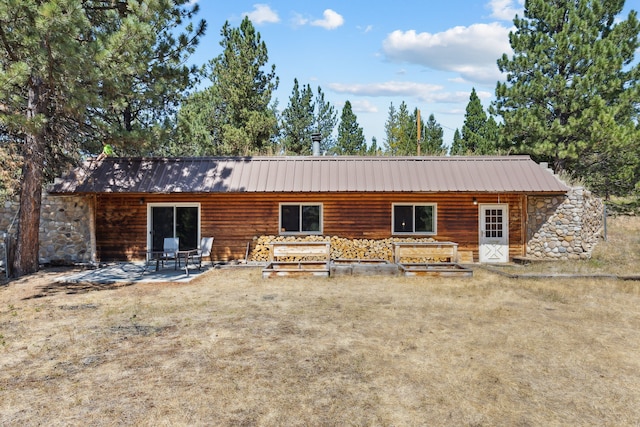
192 237 214 269
160 237 179 268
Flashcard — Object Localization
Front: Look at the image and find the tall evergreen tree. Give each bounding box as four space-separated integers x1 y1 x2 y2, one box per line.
481 116 502 154
395 103 415 155
173 88 218 156
336 101 365 154
177 17 278 155
422 113 446 155
460 88 488 154
0 0 204 277
383 102 399 154
368 136 382 156
494 0 640 194
450 128 464 155
280 79 314 154
384 102 415 155
314 86 338 154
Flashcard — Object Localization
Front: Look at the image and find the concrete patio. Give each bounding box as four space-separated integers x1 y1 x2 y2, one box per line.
54 261 214 285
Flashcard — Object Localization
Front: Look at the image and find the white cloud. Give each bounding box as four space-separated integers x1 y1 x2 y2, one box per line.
310 9 344 30
350 100 378 113
328 81 468 104
243 4 280 25
487 0 524 21
381 23 512 84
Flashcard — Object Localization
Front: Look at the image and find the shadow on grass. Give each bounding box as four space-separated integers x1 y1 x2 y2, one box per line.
24 280 135 300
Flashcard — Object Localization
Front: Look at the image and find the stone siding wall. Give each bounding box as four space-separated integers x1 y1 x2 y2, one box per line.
0 193 94 268
527 187 604 260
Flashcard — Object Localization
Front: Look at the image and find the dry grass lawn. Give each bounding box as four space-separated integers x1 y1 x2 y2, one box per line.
1 216 640 426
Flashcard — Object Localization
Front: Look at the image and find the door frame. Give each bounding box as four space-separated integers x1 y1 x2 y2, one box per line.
478 203 509 263
147 202 201 252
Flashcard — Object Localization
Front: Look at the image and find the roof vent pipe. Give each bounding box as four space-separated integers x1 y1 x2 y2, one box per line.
311 133 321 156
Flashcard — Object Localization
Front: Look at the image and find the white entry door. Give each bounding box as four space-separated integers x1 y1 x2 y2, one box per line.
479 204 509 263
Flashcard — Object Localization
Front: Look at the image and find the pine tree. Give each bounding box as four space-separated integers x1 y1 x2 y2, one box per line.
0 0 204 277
450 129 464 155
460 88 488 154
422 113 446 155
173 88 218 156
368 136 382 156
383 102 416 155
336 101 365 154
494 0 640 194
395 103 415 155
480 116 501 155
383 103 399 154
314 86 338 154
280 79 315 154
205 17 279 155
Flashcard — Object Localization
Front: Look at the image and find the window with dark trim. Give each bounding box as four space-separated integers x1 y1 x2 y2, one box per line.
280 204 322 234
392 204 436 234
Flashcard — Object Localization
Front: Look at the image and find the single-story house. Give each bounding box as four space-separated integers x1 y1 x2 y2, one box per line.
49 155 571 263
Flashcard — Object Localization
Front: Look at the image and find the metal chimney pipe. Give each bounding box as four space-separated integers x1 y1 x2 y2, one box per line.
311 132 321 156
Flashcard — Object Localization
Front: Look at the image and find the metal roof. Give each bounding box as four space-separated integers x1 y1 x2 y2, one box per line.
49 156 570 194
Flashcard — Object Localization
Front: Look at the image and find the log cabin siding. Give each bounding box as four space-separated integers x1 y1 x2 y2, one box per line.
94 192 528 262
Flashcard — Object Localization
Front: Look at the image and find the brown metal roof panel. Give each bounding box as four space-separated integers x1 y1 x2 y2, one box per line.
469 159 492 192
367 159 381 191
504 159 533 192
349 158 361 191
328 159 338 192
445 160 462 191
259 158 275 192
382 160 396 192
244 158 261 192
272 158 286 192
303 159 314 192
229 158 248 192
396 159 409 190
311 159 323 192
49 155 570 194
257 158 272 192
506 161 529 192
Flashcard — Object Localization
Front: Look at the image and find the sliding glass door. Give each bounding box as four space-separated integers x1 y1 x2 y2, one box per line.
148 204 200 251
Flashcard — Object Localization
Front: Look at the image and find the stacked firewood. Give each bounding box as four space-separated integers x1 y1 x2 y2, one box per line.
249 235 437 262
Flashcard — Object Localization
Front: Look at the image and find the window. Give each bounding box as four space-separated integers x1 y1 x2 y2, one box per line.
392 204 436 234
280 204 322 234
484 208 504 238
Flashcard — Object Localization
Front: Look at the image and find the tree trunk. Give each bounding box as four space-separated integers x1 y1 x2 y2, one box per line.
12 78 46 278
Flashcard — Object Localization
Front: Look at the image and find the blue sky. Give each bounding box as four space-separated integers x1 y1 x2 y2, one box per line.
185 0 636 149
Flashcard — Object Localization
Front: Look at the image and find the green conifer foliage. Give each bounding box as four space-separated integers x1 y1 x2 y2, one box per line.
0 0 204 276
281 79 315 154
314 86 338 154
494 0 639 196
423 113 446 155
450 129 464 155
209 17 279 155
336 101 365 155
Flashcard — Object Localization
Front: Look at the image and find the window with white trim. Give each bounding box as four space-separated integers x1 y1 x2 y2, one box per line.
392 204 436 235
280 203 322 234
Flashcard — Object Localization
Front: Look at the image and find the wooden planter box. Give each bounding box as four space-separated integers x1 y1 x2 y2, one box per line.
398 262 473 277
262 241 331 278
330 259 398 276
